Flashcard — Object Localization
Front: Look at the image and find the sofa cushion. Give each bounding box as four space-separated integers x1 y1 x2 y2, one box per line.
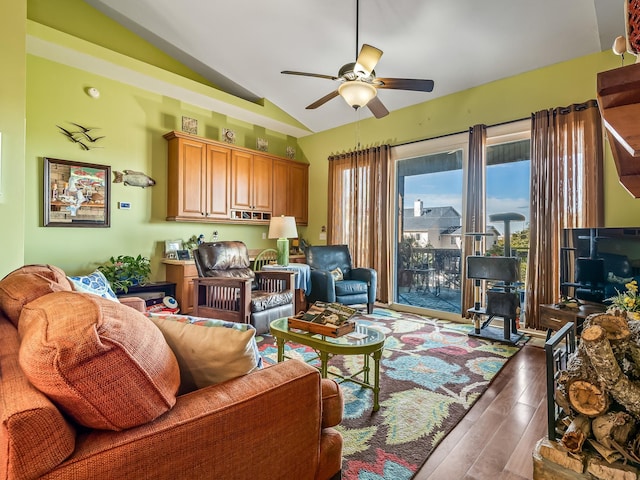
68 270 119 301
250 290 294 312
334 279 369 296
0 264 73 327
147 313 262 395
18 291 180 431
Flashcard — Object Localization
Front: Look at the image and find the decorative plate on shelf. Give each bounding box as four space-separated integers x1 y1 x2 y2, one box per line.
222 128 236 144
256 138 268 152
286 146 296 160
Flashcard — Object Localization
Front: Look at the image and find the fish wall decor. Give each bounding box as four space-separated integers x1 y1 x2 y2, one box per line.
113 170 156 188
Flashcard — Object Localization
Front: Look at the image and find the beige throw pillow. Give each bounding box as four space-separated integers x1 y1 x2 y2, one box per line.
148 314 262 394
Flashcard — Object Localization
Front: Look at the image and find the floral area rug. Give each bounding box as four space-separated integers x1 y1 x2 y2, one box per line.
256 308 524 479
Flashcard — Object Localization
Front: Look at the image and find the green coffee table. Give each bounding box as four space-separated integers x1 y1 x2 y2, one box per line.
269 317 386 411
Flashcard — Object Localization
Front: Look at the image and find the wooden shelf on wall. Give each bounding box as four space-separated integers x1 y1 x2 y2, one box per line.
597 63 640 197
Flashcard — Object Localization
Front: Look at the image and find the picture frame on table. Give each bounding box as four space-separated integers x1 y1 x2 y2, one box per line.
165 239 183 258
43 157 111 228
176 249 191 260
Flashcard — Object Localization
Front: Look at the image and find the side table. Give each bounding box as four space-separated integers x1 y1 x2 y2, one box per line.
539 303 606 340
262 263 311 313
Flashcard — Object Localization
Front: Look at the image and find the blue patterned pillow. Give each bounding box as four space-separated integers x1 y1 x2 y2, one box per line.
68 270 119 302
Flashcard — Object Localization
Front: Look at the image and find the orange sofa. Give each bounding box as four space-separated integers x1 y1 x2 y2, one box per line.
0 265 343 480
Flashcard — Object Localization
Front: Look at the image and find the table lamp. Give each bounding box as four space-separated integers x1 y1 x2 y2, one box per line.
268 216 298 265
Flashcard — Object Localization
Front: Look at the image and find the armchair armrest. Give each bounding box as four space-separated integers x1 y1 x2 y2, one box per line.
54 361 339 480
192 276 252 323
308 269 337 304
350 267 378 304
255 270 295 296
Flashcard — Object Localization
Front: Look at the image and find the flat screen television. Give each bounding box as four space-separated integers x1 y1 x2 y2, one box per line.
561 227 640 304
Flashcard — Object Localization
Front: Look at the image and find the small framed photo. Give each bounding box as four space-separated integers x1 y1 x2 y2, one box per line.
182 116 198 135
165 239 183 257
176 249 191 260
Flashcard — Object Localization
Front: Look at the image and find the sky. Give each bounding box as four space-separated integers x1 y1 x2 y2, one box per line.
403 160 531 235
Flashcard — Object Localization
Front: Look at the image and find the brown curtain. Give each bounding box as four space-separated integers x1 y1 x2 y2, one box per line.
328 145 392 303
461 124 487 315
526 100 604 329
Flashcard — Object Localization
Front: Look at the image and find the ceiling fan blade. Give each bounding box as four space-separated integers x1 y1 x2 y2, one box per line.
376 78 434 92
306 90 340 109
367 96 389 119
281 70 339 81
354 44 383 77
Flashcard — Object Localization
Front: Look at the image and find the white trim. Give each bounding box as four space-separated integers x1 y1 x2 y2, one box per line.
26 35 312 139
391 132 468 161
486 118 531 145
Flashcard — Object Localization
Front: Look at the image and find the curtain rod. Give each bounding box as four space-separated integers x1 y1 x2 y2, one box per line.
392 116 530 148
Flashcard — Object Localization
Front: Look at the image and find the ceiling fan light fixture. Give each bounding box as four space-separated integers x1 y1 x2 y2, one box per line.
338 81 377 109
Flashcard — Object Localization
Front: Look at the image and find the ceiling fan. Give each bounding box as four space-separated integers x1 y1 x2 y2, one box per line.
281 0 434 118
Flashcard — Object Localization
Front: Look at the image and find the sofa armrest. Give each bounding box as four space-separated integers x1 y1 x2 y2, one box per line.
321 378 343 428
48 361 338 480
117 296 146 312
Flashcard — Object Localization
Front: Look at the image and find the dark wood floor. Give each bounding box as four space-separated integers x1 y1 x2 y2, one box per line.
414 344 547 480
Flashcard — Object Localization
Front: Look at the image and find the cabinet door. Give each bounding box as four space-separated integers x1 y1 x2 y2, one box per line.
172 138 207 219
231 150 253 210
205 145 231 219
272 159 289 217
252 155 273 212
288 162 308 224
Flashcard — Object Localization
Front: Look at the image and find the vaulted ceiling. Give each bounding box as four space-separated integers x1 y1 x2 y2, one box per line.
85 0 623 133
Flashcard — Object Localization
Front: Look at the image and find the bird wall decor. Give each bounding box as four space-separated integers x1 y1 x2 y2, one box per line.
56 122 105 150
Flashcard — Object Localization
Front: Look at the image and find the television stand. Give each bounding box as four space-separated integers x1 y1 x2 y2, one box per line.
539 302 606 340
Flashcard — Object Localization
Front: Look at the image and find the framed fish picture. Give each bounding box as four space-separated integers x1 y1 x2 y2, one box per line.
43 157 111 227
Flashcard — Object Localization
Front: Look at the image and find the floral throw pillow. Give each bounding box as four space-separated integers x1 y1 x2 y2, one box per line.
68 270 119 302
330 267 344 282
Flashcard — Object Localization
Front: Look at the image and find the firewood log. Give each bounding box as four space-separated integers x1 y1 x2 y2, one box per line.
562 415 591 453
592 411 635 449
582 325 640 418
567 379 610 417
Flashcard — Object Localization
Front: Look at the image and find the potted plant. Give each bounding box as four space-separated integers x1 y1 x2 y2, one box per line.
606 279 640 320
98 254 151 293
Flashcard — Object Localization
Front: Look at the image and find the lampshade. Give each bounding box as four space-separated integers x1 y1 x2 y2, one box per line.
338 81 377 109
268 216 298 239
268 216 298 265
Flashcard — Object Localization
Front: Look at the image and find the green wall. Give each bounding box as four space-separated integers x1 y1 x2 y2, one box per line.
0 1 27 277
24 50 307 279
298 51 640 244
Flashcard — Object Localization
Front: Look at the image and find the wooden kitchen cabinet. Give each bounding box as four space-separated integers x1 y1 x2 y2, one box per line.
231 151 272 220
164 130 307 224
273 159 308 225
165 131 230 221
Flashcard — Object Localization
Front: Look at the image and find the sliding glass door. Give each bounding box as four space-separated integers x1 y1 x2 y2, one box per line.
394 134 467 318
392 121 531 320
